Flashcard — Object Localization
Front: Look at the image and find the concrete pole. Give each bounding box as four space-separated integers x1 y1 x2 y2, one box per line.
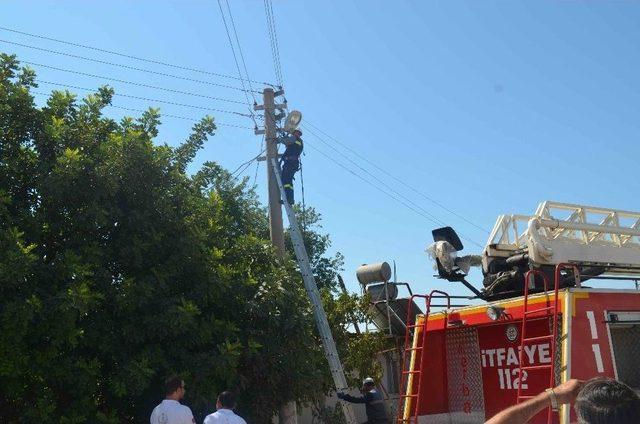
263 87 286 257
262 87 297 424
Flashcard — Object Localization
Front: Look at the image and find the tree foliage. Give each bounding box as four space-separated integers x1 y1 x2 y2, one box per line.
0 54 386 424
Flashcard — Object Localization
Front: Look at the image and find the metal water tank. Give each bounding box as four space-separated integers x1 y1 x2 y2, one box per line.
356 262 392 285
365 282 399 301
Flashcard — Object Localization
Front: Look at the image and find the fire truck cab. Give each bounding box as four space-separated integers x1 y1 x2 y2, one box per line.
396 202 640 423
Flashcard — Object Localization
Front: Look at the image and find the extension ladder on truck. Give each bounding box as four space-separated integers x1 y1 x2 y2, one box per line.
270 159 357 424
517 264 580 423
397 290 451 424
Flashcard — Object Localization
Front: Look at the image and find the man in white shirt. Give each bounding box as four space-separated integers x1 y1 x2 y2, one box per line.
203 391 247 424
150 376 195 424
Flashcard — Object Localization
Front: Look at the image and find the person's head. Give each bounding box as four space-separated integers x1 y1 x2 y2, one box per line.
165 376 186 401
575 378 640 424
216 391 237 410
362 377 375 392
293 129 302 137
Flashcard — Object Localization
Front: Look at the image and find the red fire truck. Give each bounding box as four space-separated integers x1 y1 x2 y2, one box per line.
382 201 640 424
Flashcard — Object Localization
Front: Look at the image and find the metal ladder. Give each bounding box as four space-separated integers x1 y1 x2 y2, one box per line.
397 290 451 424
270 159 357 424
517 264 579 423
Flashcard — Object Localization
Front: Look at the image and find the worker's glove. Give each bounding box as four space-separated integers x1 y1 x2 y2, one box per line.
336 392 346 400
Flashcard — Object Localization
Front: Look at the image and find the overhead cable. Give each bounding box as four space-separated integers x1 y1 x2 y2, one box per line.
304 120 492 234
0 39 256 93
224 0 257 102
263 0 284 87
301 124 444 225
302 130 484 249
216 0 258 126
24 62 252 117
0 26 272 86
21 58 252 94
253 135 265 187
304 143 443 227
231 149 266 179
30 91 252 129
38 81 248 114
268 0 284 87
108 105 251 128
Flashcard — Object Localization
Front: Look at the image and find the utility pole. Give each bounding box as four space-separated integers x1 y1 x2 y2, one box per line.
255 87 297 424
256 87 286 256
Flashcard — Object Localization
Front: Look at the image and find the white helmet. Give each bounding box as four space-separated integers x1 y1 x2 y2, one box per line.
362 377 375 386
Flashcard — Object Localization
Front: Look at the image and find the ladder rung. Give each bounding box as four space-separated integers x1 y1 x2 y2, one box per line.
522 334 553 343
404 347 423 351
402 370 421 375
520 364 553 371
400 394 419 398
524 306 554 315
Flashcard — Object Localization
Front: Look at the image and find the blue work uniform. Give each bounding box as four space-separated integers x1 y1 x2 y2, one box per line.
339 388 390 424
278 133 303 204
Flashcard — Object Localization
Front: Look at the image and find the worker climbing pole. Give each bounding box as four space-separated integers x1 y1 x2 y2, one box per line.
255 87 357 424
277 128 304 204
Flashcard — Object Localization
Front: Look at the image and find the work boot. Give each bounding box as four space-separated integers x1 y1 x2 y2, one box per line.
285 188 295 204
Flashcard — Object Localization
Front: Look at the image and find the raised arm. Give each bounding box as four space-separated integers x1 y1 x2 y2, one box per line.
337 392 367 404
485 379 582 424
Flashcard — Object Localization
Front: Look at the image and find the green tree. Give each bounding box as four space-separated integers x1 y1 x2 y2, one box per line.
0 53 386 424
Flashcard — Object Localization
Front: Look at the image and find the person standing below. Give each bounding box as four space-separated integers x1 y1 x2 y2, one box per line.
337 377 390 424
150 376 195 424
203 391 247 424
277 129 303 204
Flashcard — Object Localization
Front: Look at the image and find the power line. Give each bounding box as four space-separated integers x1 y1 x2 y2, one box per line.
263 0 284 88
24 61 253 117
263 0 277 85
304 143 443 226
267 0 284 87
231 149 266 178
0 38 255 93
253 135 265 187
38 79 244 105
21 59 252 95
302 129 484 249
216 0 258 127
301 124 445 226
231 161 254 179
224 0 257 102
109 106 250 128
38 81 249 115
30 91 252 129
217 0 251 102
303 120 492 234
0 26 273 86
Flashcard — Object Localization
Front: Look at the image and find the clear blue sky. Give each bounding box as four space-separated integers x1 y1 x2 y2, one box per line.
3 1 639 297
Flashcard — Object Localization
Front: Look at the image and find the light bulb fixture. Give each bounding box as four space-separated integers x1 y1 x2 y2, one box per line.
283 110 302 132
486 305 506 321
